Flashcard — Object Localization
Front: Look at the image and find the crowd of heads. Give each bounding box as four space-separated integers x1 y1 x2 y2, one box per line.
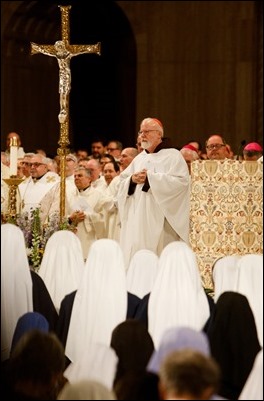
2 128 263 182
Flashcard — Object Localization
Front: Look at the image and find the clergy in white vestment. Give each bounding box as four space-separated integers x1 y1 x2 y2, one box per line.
104 175 121 241
66 166 111 260
117 117 190 269
39 153 78 223
84 158 108 193
104 147 138 241
18 153 59 214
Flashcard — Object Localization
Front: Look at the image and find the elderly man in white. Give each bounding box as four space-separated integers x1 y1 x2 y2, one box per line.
18 153 59 214
39 153 78 224
117 117 190 269
66 166 111 260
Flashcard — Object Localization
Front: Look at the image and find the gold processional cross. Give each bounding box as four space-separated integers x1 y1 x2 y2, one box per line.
30 5 101 222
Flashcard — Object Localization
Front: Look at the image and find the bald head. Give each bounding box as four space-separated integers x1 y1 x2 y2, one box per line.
119 147 138 171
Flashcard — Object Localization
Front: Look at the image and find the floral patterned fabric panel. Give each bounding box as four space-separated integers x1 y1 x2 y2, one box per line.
189 160 263 290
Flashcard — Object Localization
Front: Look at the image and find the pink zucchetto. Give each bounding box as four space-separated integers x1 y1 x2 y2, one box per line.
244 142 263 152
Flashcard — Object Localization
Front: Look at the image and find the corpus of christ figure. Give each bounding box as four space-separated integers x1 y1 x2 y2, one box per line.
31 40 100 123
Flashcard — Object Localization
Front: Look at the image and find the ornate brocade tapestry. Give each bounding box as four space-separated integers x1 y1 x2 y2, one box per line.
189 160 263 289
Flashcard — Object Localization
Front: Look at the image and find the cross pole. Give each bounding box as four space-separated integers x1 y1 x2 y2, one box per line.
30 5 101 223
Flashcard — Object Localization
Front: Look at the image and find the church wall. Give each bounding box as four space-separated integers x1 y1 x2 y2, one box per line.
117 1 261 150
1 1 262 155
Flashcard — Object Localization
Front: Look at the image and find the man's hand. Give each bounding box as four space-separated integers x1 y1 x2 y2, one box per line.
131 169 147 184
69 210 86 224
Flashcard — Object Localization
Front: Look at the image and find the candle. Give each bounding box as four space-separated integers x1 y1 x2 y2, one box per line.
9 136 18 176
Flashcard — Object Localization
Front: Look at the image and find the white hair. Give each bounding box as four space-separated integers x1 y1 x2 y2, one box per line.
141 117 164 137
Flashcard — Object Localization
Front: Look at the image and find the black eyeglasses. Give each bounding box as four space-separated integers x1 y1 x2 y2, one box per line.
107 148 118 151
30 162 46 167
206 144 226 150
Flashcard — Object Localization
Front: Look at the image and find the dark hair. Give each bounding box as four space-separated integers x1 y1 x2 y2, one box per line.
9 330 65 385
103 159 120 173
90 137 107 146
99 153 116 163
114 371 160 400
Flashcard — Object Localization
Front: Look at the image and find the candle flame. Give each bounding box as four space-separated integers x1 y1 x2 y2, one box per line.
10 137 18 147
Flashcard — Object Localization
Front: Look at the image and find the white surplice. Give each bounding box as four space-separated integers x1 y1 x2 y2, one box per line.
117 148 190 268
66 186 111 260
104 175 121 241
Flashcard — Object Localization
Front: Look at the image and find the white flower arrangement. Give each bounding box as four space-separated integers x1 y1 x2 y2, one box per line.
15 208 73 271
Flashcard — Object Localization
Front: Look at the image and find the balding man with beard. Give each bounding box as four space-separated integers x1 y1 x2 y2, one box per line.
117 117 190 269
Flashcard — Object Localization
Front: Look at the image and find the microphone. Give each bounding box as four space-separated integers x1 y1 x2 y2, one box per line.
236 140 246 160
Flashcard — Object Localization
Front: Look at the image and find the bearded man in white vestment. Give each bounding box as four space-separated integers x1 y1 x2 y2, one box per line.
117 117 190 269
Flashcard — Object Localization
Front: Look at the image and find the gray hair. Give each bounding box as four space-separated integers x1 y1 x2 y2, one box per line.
74 166 92 177
140 117 164 137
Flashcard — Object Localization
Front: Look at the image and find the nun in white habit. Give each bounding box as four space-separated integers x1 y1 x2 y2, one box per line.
38 230 84 313
65 239 130 364
212 255 241 302
147 241 211 349
239 349 263 400
1 224 33 361
126 249 159 299
64 343 118 390
235 254 263 346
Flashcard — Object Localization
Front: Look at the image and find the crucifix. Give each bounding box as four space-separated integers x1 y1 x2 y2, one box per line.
30 5 101 222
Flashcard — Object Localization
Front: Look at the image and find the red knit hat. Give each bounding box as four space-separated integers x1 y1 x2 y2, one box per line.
244 142 263 152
